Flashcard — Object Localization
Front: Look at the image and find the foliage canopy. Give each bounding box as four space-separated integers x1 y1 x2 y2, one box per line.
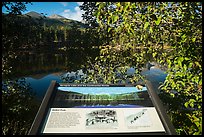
80 2 202 135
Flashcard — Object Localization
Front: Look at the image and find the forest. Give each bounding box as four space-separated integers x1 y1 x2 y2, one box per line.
2 2 202 135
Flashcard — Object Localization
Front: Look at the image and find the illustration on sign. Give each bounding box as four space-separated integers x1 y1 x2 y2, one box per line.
52 86 154 108
125 109 152 127
85 109 118 129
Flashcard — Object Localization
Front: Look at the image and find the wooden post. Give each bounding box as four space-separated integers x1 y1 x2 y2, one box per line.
28 80 58 135
145 80 177 135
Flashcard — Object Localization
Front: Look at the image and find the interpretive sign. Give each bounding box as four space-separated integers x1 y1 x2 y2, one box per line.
28 81 176 135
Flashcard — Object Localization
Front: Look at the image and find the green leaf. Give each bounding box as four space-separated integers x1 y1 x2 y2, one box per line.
108 27 111 32
116 2 120 7
183 64 187 71
189 99 196 108
177 80 185 87
192 37 196 42
181 34 186 40
170 93 175 97
177 57 184 66
112 15 119 23
144 22 149 29
124 4 129 12
153 52 157 58
199 79 202 85
184 102 189 108
96 11 100 20
167 59 171 67
195 61 201 68
98 2 106 10
149 26 153 33
155 16 161 25
95 57 98 61
96 2 101 6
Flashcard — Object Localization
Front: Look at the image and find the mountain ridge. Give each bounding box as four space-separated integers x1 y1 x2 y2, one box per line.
19 11 89 28
24 11 45 19
24 11 80 22
48 14 66 19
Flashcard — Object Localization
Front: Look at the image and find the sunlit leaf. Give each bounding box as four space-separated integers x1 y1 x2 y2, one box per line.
149 26 153 33
108 27 111 32
144 22 149 29
155 15 161 25
192 37 196 42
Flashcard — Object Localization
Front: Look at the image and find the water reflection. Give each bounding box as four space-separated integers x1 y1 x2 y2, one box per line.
14 52 85 78
12 49 98 98
12 50 167 101
141 66 167 94
25 74 63 100
24 66 167 100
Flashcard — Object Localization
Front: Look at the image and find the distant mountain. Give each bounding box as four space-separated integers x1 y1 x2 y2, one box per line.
24 11 46 19
48 14 66 19
21 11 89 28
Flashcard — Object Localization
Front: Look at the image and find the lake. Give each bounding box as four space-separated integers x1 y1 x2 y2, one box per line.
12 49 98 100
13 52 167 101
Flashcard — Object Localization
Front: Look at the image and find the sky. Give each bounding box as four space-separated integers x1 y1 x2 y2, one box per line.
2 2 85 22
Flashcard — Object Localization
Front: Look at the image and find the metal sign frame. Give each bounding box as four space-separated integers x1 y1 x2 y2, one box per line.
28 80 176 135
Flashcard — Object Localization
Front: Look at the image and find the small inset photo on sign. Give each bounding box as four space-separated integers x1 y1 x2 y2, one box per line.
124 108 152 128
85 109 118 129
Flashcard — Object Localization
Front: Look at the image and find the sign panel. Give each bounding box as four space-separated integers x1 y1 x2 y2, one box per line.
42 107 165 134
28 81 176 135
41 86 165 133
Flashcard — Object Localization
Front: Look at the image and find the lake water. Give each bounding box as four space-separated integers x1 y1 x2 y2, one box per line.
13 52 167 101
27 69 167 102
12 50 97 100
